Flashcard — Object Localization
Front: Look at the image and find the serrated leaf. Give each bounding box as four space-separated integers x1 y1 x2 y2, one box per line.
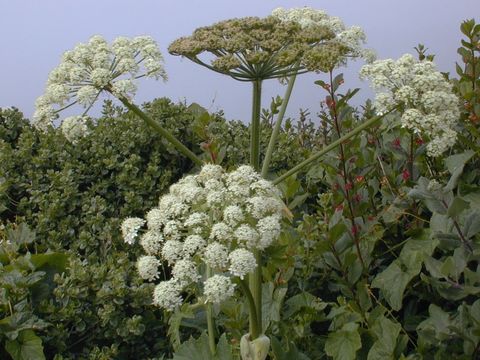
5 329 46 360
325 323 361 360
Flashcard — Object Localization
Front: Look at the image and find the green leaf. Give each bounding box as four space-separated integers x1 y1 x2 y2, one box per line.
444 150 474 190
447 197 470 218
463 210 480 239
372 231 437 310
271 337 311 360
367 316 401 360
325 323 361 360
5 329 46 360
7 223 36 246
172 332 232 360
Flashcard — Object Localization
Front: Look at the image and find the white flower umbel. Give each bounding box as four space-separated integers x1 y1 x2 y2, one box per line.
228 249 257 279
137 255 161 281
60 115 89 143
33 35 166 130
121 217 145 245
203 242 229 270
183 235 207 257
129 164 285 309
360 54 460 156
139 230 164 255
153 280 183 311
172 259 200 286
204 275 236 304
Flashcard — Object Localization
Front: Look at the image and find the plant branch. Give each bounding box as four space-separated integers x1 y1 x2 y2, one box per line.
273 107 398 185
116 95 203 166
261 68 298 177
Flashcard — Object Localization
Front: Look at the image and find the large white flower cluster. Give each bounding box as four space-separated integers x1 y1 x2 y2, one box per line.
33 35 166 130
271 7 375 63
121 164 284 311
360 54 460 157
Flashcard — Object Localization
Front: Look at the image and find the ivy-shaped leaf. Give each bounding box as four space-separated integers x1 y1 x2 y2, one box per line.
325 323 361 360
5 329 46 360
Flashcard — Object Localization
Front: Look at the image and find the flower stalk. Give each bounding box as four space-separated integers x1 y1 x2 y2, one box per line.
116 95 203 166
261 69 298 177
273 107 398 185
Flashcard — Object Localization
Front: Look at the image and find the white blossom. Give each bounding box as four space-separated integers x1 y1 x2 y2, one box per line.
161 240 183 265
257 215 282 249
223 205 245 227
234 224 260 249
139 230 164 255
172 259 200 286
137 255 161 281
203 242 229 269
203 275 236 304
210 222 233 243
60 116 89 143
228 248 256 279
121 217 145 245
360 54 460 156
183 235 207 257
146 208 166 230
33 34 166 129
153 280 183 311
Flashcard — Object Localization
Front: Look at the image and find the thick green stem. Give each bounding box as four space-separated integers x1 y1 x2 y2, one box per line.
261 71 298 177
117 96 203 166
273 107 398 185
250 80 263 171
206 266 216 355
237 278 260 339
249 79 263 340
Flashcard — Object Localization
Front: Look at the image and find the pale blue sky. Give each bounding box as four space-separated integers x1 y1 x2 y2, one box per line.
1 0 478 122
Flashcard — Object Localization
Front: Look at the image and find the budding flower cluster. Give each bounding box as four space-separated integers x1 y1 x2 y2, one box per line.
169 8 371 81
33 35 166 131
121 164 285 311
360 54 460 157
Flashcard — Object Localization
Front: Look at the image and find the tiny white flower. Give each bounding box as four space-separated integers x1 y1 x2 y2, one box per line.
172 259 200 286
203 242 229 269
137 255 161 281
153 280 183 311
228 248 256 279
121 217 145 245
139 230 164 255
161 240 183 265
204 275 236 304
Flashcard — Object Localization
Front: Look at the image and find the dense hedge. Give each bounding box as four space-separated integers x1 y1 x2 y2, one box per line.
0 98 319 359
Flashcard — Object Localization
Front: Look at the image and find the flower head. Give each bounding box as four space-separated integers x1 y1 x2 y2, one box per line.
203 275 236 304
169 10 367 81
33 35 166 130
121 217 145 245
360 54 460 156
